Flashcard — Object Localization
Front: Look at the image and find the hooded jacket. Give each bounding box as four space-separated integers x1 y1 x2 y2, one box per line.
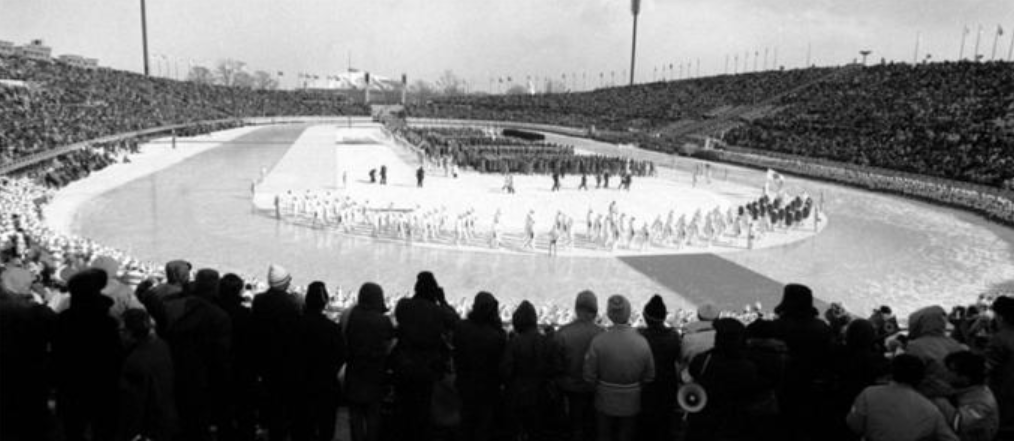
907 306 966 398
140 260 191 335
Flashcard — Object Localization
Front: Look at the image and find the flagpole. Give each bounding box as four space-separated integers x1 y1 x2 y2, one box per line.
806 42 811 67
991 25 1001 60
974 25 982 61
1009 26 1014 61
629 0 640 86
913 31 920 64
959 26 967 60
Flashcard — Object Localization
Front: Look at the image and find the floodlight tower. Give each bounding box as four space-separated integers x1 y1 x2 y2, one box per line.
140 0 150 76
629 0 641 86
859 50 871 65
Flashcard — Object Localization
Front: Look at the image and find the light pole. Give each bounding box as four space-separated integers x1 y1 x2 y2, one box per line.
859 50 871 65
629 0 640 86
140 0 150 76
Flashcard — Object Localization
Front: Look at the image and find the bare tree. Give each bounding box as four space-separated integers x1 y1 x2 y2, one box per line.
505 84 528 95
187 66 215 85
252 71 278 90
233 71 256 89
215 59 246 87
409 80 437 102
435 70 466 96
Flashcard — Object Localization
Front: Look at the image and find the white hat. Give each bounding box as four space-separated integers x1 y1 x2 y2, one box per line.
268 264 291 289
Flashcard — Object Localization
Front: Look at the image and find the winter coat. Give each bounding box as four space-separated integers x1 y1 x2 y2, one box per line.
639 325 681 413
453 316 506 406
117 336 178 441
343 305 395 404
0 294 56 440
53 294 122 431
162 295 231 423
553 318 604 393
686 349 765 440
251 288 302 387
934 385 999 441
847 383 958 441
298 311 347 397
907 306 967 398
584 325 656 417
392 296 458 383
501 329 556 411
985 327 1014 436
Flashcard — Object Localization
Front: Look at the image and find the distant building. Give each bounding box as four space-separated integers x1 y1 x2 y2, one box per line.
0 41 14 57
17 39 52 61
58 54 99 69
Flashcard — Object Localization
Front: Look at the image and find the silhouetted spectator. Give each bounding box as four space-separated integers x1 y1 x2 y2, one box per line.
986 296 1014 439
391 271 459 441
584 295 655 441
117 308 177 441
252 264 302 441
53 268 123 441
344 282 394 441
139 259 192 336
91 255 145 319
744 319 789 441
933 351 999 441
162 268 231 441
453 291 506 441
637 295 681 441
907 305 967 398
554 290 603 441
681 302 719 367
293 282 346 441
770 283 833 441
685 318 764 441
217 273 257 441
0 267 56 441
847 353 958 441
825 319 890 441
502 300 556 441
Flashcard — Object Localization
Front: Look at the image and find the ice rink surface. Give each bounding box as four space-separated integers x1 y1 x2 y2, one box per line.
53 123 1014 315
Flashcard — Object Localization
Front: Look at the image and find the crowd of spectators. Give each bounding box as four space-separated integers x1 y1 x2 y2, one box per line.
0 54 368 166
723 62 1014 190
408 68 836 132
398 127 655 176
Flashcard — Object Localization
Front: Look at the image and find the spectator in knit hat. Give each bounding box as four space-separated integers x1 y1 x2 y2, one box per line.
252 263 302 441
907 305 968 398
501 300 556 441
681 302 719 368
847 354 958 441
391 271 459 441
91 255 144 319
294 281 346 441
117 308 177 441
454 291 507 441
554 290 604 441
770 283 833 441
933 351 999 441
584 294 655 441
637 295 681 441
162 268 231 441
53 268 123 441
344 282 395 441
986 296 1014 439
0 266 57 441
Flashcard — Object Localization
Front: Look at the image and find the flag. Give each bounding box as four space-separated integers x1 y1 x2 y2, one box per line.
631 0 641 15
964 26 970 35
999 25 1005 36
277 71 283 76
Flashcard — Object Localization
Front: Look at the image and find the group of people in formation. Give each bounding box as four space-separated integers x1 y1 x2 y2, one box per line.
270 185 819 254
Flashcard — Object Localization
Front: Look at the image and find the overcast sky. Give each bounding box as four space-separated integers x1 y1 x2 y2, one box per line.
2 0 1011 90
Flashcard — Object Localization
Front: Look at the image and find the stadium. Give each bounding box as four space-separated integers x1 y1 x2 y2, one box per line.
1 1 1013 441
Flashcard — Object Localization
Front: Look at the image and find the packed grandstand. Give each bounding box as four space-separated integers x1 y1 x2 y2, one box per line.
1 46 1014 441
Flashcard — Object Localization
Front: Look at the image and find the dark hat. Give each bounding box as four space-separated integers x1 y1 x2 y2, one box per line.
643 294 667 323
992 296 1014 323
512 300 538 333
575 290 598 315
305 281 329 313
775 283 818 317
469 291 501 326
357 282 387 313
191 268 220 300
414 271 440 302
